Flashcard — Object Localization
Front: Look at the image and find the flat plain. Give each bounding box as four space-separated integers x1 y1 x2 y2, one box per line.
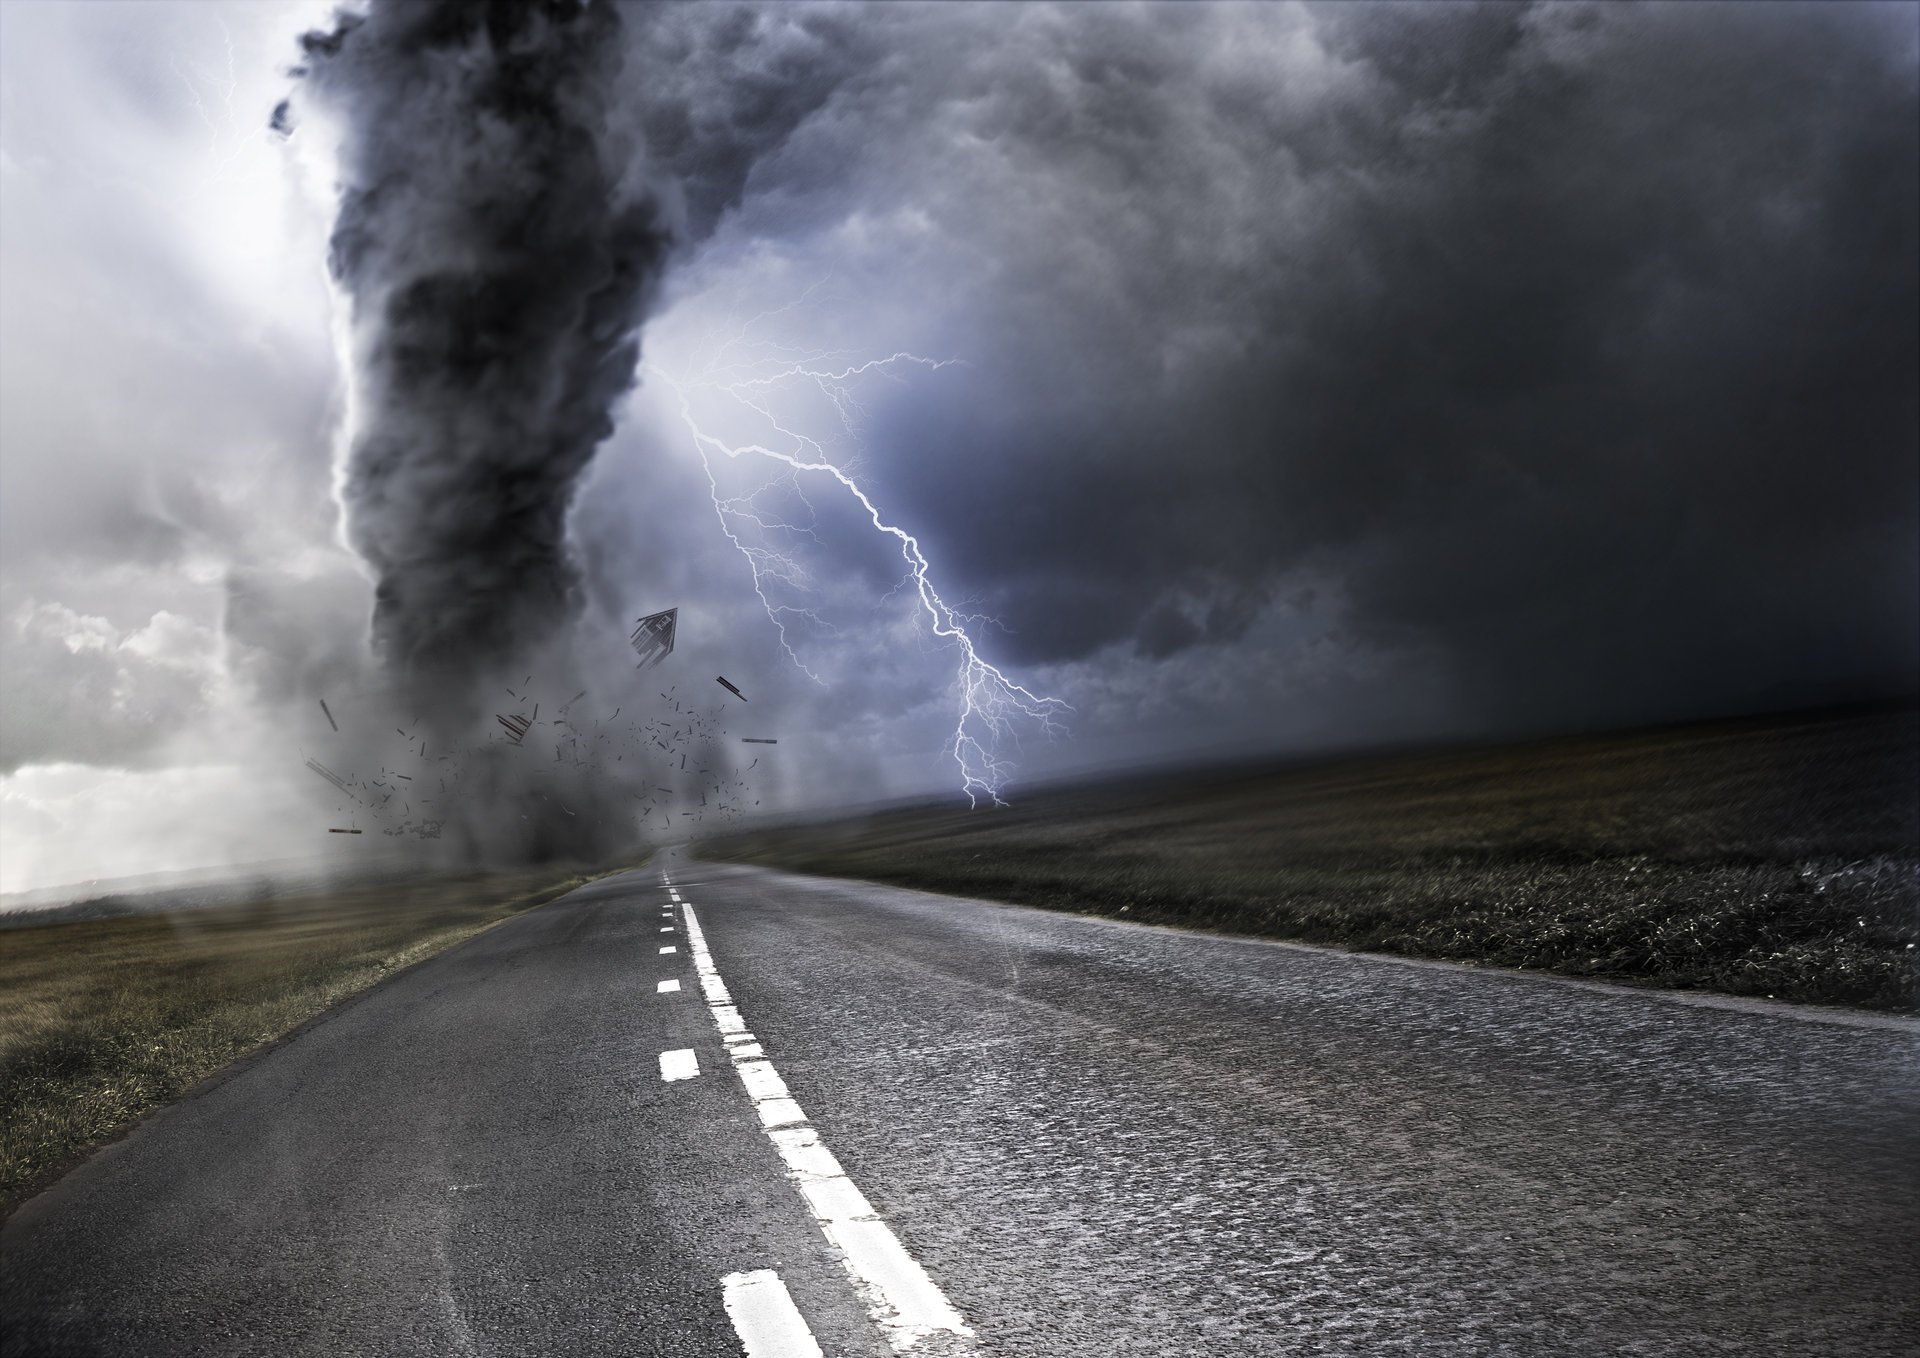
699 705 1920 1014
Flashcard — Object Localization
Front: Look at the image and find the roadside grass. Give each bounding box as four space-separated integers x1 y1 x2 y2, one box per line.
698 706 1919 1013
0 865 618 1214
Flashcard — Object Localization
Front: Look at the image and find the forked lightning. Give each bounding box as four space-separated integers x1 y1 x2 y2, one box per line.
648 331 1067 806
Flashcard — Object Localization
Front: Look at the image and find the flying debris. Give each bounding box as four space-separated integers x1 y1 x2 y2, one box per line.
328 827 362 835
292 653 755 848
305 758 356 799
631 608 677 669
715 676 748 702
319 699 338 732
497 713 533 745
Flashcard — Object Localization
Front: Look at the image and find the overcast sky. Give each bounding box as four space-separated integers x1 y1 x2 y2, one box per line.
2 1 1915 894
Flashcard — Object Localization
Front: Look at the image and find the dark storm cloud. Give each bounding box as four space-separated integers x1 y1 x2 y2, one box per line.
704 0 1916 733
618 3 871 241
1283 0 1920 724
288 0 671 700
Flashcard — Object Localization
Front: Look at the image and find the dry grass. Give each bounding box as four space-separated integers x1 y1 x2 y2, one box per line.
0 866 619 1213
699 706 1919 1013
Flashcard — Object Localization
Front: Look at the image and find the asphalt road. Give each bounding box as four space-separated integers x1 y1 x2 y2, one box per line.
5 851 1916 1355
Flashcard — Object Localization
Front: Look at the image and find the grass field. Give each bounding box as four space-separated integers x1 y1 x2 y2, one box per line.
698 705 1919 1013
0 865 615 1214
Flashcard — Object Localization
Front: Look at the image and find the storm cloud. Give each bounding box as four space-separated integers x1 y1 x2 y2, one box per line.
284 0 1920 761
651 0 1917 736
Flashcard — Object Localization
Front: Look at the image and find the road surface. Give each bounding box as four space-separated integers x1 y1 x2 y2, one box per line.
5 852 1916 1355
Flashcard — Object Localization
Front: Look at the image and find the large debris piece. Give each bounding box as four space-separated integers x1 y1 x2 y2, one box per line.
630 607 678 669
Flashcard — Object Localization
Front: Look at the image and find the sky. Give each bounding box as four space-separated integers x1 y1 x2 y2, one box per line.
1 0 1915 896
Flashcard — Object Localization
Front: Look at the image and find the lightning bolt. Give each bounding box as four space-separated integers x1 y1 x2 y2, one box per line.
172 18 268 195
647 323 1069 806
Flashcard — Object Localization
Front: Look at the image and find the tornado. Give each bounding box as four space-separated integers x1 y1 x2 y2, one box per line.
290 0 669 706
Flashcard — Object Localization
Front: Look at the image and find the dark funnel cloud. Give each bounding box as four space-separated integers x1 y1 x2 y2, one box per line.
289 0 670 701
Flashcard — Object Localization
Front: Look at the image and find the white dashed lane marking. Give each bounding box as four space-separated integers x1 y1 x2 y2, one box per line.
657 979 681 994
658 1049 699 1082
660 945 677 954
670 880 974 1354
722 1269 824 1358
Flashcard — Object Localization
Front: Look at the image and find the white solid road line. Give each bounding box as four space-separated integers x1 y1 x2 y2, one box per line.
722 1270 825 1358
658 1049 699 1082
671 882 974 1354
657 979 681 994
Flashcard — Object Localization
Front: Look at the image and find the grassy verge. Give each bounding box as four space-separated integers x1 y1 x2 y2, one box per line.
698 706 1918 1013
0 865 622 1214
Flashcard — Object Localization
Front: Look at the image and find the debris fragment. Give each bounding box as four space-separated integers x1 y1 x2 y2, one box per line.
715 675 748 702
305 758 356 799
319 699 338 732
328 827 362 834
740 738 778 744
497 713 532 744
631 607 678 669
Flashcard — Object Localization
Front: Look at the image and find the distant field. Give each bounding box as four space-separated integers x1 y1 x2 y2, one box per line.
0 866 616 1213
699 706 1919 1013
